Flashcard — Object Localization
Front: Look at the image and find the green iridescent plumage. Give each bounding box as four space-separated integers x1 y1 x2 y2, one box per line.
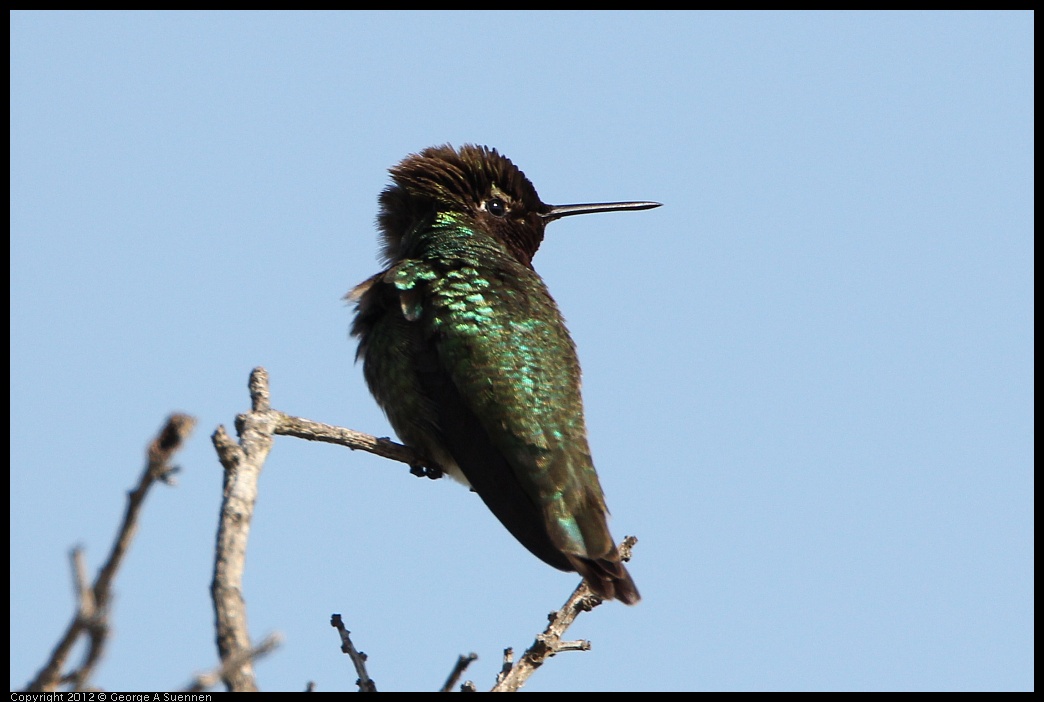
350 145 659 603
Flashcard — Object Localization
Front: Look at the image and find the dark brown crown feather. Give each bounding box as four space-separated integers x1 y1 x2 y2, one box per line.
376 144 550 266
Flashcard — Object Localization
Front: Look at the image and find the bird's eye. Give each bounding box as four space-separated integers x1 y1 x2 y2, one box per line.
485 198 507 217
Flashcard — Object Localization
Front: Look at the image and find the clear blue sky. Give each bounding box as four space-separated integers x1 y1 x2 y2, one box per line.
10 11 1033 692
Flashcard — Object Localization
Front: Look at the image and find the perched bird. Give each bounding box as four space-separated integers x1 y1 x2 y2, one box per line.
349 144 659 603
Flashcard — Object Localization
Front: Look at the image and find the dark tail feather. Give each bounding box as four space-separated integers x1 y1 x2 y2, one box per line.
568 554 640 605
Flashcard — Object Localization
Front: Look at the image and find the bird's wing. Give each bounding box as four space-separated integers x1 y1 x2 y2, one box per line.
389 257 617 568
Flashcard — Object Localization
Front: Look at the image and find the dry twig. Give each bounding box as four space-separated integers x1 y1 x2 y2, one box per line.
441 652 479 692
491 536 639 692
210 367 636 693
24 413 196 692
183 633 282 692
331 614 377 692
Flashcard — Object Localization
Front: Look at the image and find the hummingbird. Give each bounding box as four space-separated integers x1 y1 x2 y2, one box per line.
349 144 659 604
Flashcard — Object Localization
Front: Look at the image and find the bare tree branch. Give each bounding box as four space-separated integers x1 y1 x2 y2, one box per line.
25 364 635 693
25 413 196 692
182 633 282 692
491 536 639 692
209 367 442 692
210 369 280 692
274 413 441 478
331 614 377 692
493 647 515 689
210 368 433 691
209 367 636 692
440 652 478 692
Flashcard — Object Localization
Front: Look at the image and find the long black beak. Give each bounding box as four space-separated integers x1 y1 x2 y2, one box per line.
542 201 662 222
